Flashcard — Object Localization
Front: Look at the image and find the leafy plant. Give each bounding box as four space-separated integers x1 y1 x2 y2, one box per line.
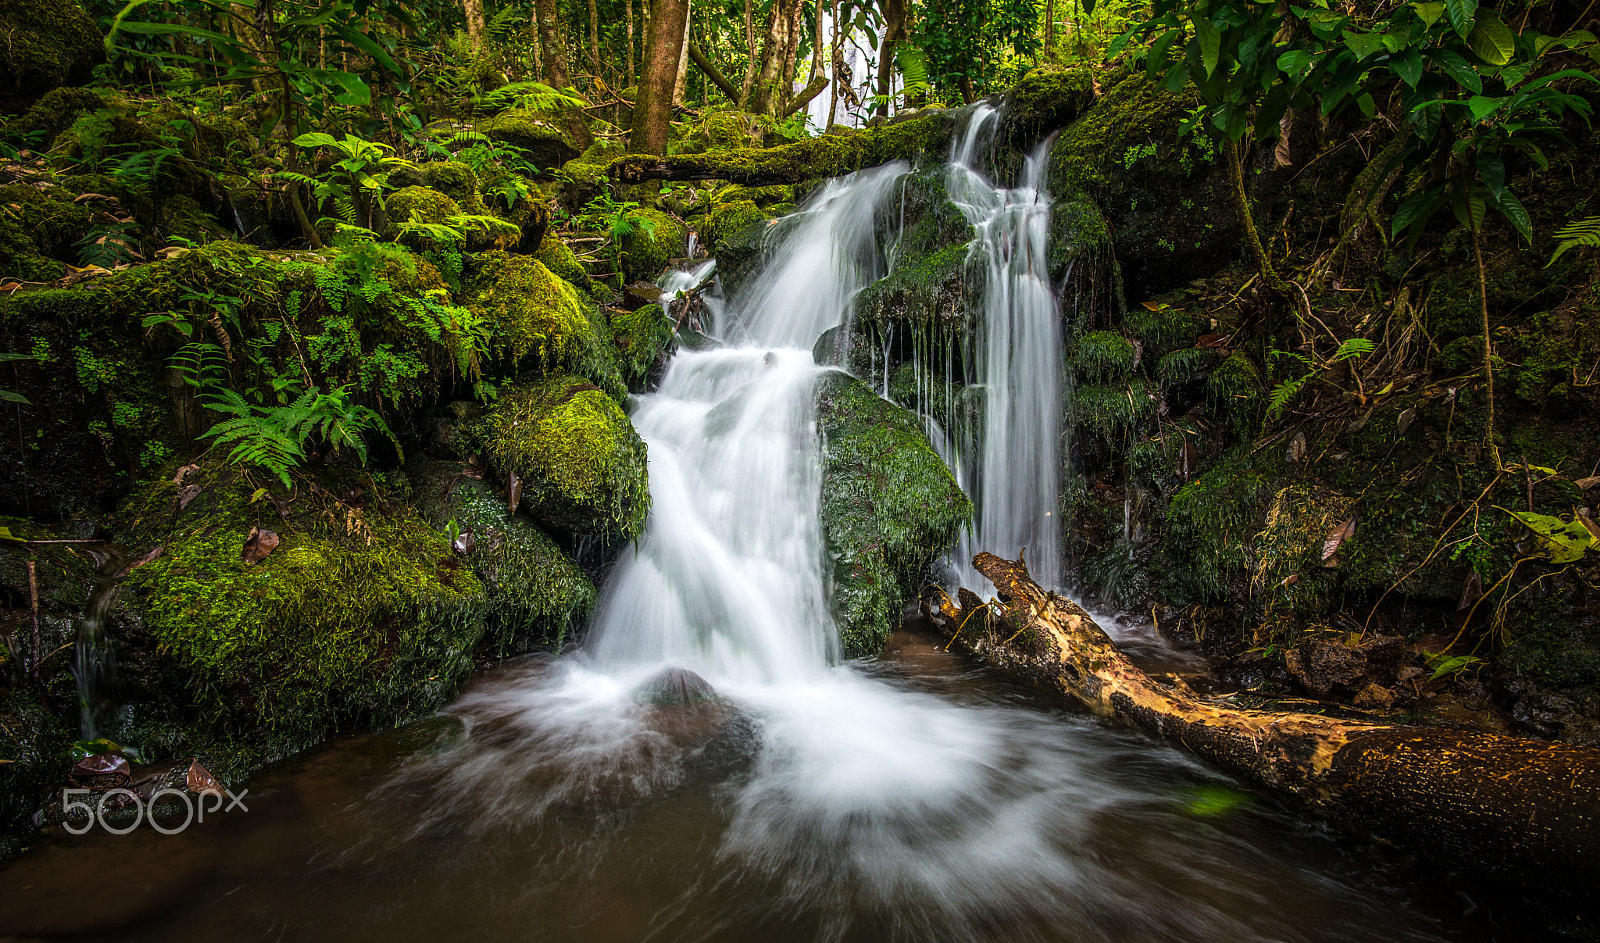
1549 215 1600 265
278 132 414 230
1423 650 1482 681
1267 337 1374 420
0 352 36 404
578 193 658 273
200 384 398 487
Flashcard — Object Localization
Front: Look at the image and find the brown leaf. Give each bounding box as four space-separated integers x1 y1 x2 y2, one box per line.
1456 570 1483 613
185 759 224 797
241 527 280 564
1576 476 1600 491
1196 333 1233 350
625 280 665 303
72 753 130 782
508 470 522 512
176 483 203 510
463 454 485 480
452 528 476 555
1396 407 1417 436
1577 508 1600 542
172 463 200 486
1347 407 1376 434
1279 573 1300 587
1321 517 1357 562
1179 438 1198 480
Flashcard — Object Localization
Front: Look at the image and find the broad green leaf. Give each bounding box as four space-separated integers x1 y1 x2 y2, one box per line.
1395 48 1424 86
1277 49 1314 76
1343 30 1386 60
1445 0 1478 38
1410 98 1444 138
1195 17 1223 76
1491 188 1533 242
0 390 28 404
1467 94 1504 122
1503 509 1594 563
1392 182 1444 234
1413 1 1446 29
0 352 34 363
292 132 340 147
1429 48 1484 93
1468 12 1516 65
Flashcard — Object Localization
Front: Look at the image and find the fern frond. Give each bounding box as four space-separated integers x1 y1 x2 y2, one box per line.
1549 215 1600 265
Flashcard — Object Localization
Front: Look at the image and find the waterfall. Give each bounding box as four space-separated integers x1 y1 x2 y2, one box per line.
943 103 1064 590
584 161 910 683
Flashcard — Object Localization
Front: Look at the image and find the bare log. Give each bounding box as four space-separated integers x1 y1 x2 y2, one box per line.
939 552 1600 897
607 111 951 185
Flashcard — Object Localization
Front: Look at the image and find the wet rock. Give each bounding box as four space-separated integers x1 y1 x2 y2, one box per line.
636 666 718 707
620 208 690 283
1285 635 1411 703
1352 683 1396 710
467 251 626 396
610 303 676 393
815 371 972 656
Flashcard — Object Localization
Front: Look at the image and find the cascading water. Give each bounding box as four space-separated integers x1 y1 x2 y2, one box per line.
942 103 1064 591
9 134 1478 943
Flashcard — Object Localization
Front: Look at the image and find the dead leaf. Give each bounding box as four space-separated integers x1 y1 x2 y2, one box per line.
508 470 522 512
1457 570 1483 613
1347 407 1376 433
1322 517 1356 562
1179 438 1198 480
1196 333 1233 350
176 483 203 510
172 463 200 486
1279 573 1300 587
0 280 21 292
1285 431 1307 464
625 280 665 303
1578 508 1600 542
1396 407 1417 436
72 753 130 782
185 759 224 796
241 527 280 564
452 528 476 555
1576 476 1600 491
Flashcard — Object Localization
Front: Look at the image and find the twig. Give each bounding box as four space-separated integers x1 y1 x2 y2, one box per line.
27 560 40 683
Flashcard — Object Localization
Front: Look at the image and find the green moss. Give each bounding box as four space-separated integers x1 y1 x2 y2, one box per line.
0 0 101 104
610 303 674 392
562 139 627 191
533 231 591 288
469 250 624 395
118 463 487 759
3 86 106 143
679 110 762 153
480 108 580 168
1074 330 1137 382
1074 380 1155 442
1162 446 1274 603
620 207 689 282
1206 350 1264 441
408 456 595 654
387 185 461 226
0 181 93 279
478 375 650 538
705 199 768 251
853 243 971 333
815 371 972 656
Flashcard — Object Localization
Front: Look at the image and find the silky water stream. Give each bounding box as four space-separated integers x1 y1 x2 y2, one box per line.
0 120 1539 942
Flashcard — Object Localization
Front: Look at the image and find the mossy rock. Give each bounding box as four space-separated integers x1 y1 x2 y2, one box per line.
390 160 484 211
2 86 106 143
620 208 689 282
116 463 489 762
1073 330 1138 383
678 110 762 153
468 250 624 395
995 66 1099 155
0 181 94 280
853 243 972 335
815 370 971 656
477 375 650 539
533 232 591 289
1160 446 1275 603
610 302 675 392
383 185 461 246
0 691 73 848
407 455 595 654
814 324 875 378
481 108 581 169
705 199 768 252
0 0 102 108
559 140 627 208
1047 70 1237 298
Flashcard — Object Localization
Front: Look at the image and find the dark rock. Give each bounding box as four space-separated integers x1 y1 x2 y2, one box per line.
636 666 718 707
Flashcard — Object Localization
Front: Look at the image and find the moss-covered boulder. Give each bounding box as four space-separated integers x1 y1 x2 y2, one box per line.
705 199 768 252
815 371 971 656
2 86 105 144
853 244 972 336
0 181 94 281
116 463 488 762
481 108 581 169
534 231 592 289
384 185 461 247
408 455 595 654
620 208 690 283
678 110 762 153
0 0 102 108
559 140 627 208
477 376 650 539
1047 70 1237 298
469 250 624 395
610 303 675 392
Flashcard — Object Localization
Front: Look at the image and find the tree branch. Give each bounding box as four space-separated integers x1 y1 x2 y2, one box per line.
687 42 740 103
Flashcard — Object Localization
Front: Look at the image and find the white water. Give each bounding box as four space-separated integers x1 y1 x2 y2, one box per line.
943 103 1064 591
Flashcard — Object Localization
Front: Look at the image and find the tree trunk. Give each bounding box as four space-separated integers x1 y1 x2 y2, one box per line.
463 0 486 47
626 0 635 85
826 0 839 127
738 0 757 106
673 1 691 105
1473 227 1503 470
536 0 569 88
630 0 690 154
873 0 905 118
1044 0 1054 61
931 552 1600 898
588 0 602 79
752 0 803 116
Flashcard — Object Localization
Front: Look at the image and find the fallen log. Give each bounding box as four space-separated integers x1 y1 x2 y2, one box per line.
937 552 1600 899
606 111 953 186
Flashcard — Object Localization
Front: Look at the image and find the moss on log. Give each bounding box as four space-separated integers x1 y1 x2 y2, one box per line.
938 552 1600 897
607 113 955 186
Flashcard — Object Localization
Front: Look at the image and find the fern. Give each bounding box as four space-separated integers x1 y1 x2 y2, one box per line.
198 385 399 487
1549 216 1600 265
472 81 589 116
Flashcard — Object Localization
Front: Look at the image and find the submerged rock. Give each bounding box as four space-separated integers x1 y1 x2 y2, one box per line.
476 376 650 540
815 371 972 656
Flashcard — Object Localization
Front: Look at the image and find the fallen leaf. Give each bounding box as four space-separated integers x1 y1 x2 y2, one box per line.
452 528 476 555
1395 407 1417 435
1285 431 1307 464
1575 476 1600 491
185 759 224 797
176 483 203 510
1196 333 1233 350
1502 508 1595 564
172 463 200 486
1577 508 1600 542
116 544 163 577
241 526 280 564
508 470 522 512
1279 573 1300 587
72 753 130 781
1347 407 1376 433
1322 518 1356 562
625 280 665 303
